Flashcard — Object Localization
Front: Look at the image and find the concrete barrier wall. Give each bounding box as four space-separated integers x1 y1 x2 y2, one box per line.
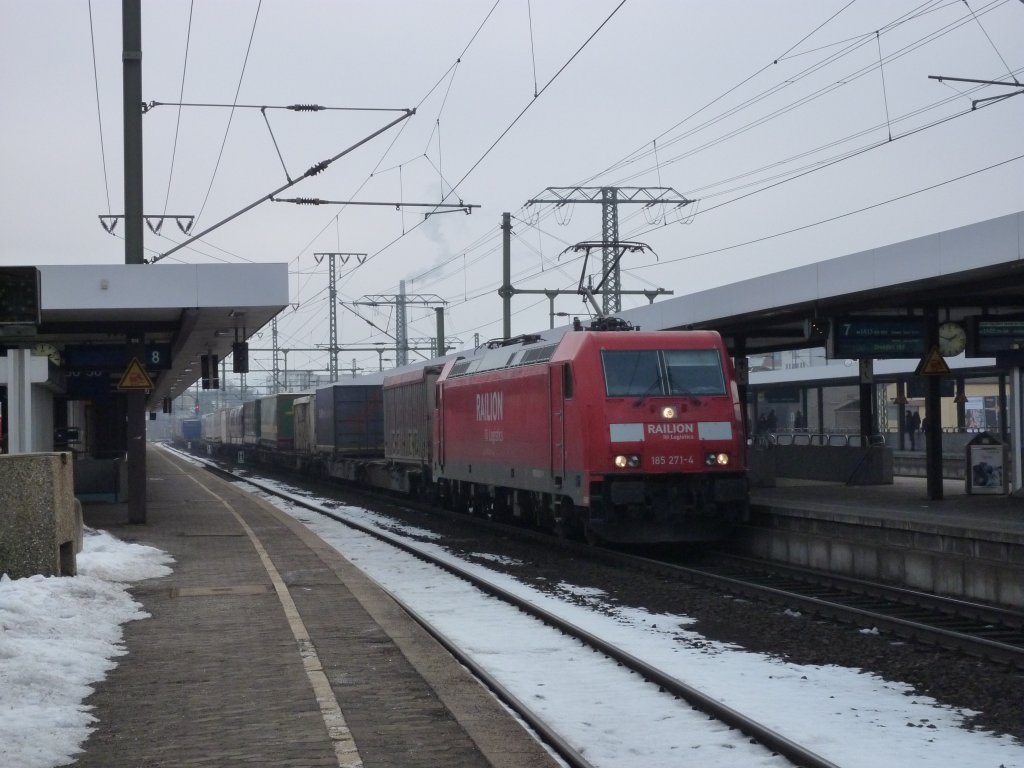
768 445 893 485
735 509 1024 609
0 452 82 578
892 452 964 479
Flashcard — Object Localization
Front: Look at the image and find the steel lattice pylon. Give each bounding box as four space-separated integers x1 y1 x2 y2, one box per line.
601 188 620 314
526 186 694 314
316 252 367 378
356 280 446 367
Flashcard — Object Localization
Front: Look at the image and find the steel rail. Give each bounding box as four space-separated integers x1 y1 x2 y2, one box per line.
181 445 1024 668
626 553 1024 667
188 452 841 768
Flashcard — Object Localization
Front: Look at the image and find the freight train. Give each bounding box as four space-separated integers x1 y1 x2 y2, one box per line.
180 322 749 544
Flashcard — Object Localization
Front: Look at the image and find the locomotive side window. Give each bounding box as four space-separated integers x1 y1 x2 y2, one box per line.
664 349 726 395
562 362 574 399
602 350 662 396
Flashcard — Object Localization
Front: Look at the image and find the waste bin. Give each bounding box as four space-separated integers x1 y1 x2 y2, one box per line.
965 432 1007 495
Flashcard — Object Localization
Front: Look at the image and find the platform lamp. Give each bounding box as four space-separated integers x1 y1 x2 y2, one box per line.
232 339 249 373
200 352 219 390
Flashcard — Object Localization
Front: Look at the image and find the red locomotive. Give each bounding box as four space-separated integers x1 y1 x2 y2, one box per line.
189 322 749 545
430 325 748 543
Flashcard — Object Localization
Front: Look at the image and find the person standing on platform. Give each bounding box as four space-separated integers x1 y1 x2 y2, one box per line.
911 411 921 450
904 411 916 450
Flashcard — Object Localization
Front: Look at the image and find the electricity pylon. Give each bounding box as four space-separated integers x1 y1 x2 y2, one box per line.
526 187 693 314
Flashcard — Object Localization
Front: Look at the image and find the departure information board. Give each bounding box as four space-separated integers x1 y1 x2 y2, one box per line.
830 317 926 359
64 343 172 371
972 319 1024 355
0 267 41 325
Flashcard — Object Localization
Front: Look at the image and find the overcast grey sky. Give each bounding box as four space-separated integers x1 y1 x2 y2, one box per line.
2 1 1022 376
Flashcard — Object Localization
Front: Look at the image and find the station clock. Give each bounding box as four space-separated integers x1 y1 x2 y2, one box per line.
937 321 967 356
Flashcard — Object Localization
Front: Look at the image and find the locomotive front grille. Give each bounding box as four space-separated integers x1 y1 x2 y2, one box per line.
610 480 645 505
713 477 748 502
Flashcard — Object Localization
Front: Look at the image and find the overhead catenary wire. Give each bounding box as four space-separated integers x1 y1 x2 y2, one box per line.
328 0 630 304
407 1 973 293
507 0 1011 259
370 2 1021 352
435 0 628 211
617 80 1021 246
527 0 539 97
626 151 1024 271
222 0 641 356
157 2 1019 370
962 0 1020 83
147 101 408 113
579 0 867 185
192 0 262 231
319 0 630 305
417 146 1024 345
875 31 894 141
581 0 1003 189
153 108 416 263
160 0 195 219
277 3 498 296
87 0 112 215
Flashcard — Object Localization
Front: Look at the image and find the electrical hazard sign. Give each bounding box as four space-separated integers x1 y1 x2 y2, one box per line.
117 357 154 390
915 346 951 376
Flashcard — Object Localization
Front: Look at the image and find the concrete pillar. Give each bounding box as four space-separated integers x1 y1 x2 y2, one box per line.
5 349 33 453
0 452 82 577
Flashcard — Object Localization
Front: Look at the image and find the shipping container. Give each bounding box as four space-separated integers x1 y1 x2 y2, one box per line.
225 405 244 445
314 383 383 455
175 418 201 443
259 393 302 450
242 399 261 446
293 395 316 455
383 364 442 465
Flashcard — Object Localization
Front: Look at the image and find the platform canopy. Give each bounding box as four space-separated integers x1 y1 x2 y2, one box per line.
0 263 289 410
620 211 1024 356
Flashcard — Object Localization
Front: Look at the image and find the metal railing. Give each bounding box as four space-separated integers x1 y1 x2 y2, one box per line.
752 432 886 449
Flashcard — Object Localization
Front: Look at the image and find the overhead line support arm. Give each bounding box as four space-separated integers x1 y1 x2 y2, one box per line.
151 109 415 263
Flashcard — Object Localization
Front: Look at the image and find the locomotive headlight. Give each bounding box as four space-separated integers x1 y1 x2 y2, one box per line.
705 452 730 466
614 454 641 468
661 406 676 419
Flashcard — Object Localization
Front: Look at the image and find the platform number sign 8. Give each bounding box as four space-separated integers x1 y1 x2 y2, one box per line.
143 343 172 371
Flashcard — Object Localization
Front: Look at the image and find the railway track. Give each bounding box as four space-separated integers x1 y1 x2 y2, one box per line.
614 551 1024 668
187 446 1024 669
186 450 841 768
406 487 1024 668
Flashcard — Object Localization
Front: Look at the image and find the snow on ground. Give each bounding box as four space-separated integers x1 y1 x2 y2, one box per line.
0 530 172 768
259 485 1024 768
2 477 1022 768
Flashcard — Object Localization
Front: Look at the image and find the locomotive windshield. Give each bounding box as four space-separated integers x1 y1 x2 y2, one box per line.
602 349 726 397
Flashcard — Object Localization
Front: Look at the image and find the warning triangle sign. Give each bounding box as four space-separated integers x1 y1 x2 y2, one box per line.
117 356 154 390
915 346 951 376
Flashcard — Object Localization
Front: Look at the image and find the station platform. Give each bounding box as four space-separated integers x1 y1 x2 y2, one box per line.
752 476 1024 540
76 447 558 768
744 478 1024 609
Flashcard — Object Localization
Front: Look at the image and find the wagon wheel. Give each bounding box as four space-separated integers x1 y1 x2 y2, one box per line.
554 498 582 540
491 491 512 523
